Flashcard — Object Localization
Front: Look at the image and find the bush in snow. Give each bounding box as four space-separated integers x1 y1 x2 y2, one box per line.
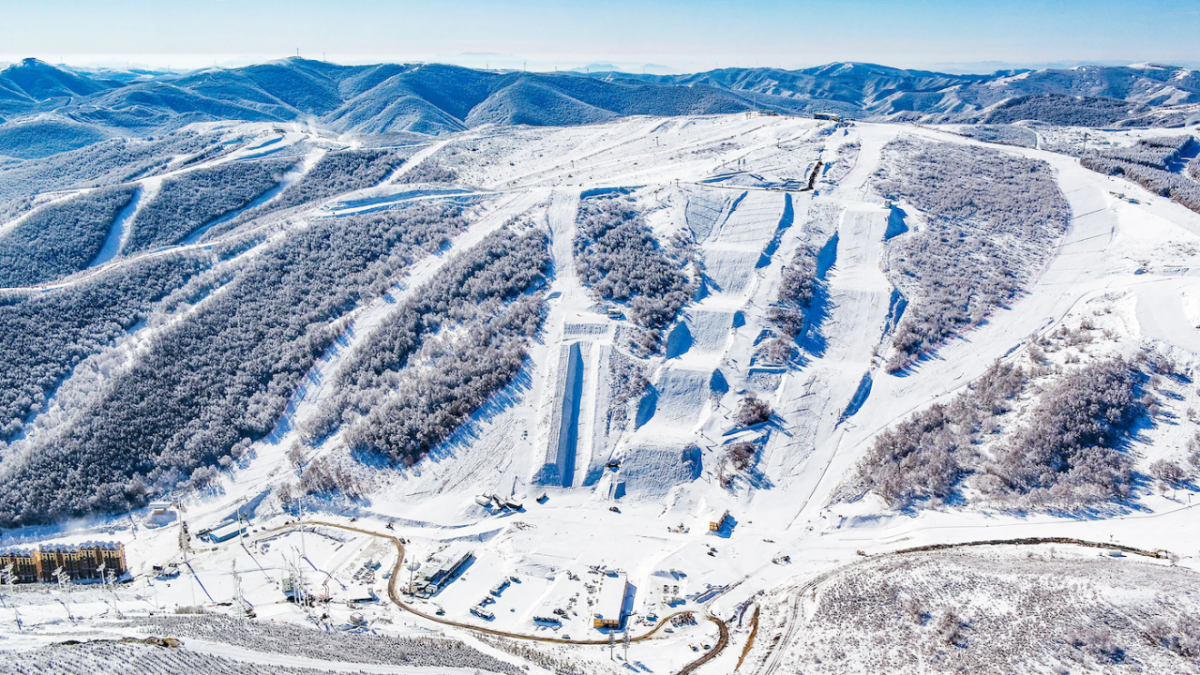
1148 459 1186 486
0 130 225 205
771 243 819 338
984 357 1142 508
718 440 758 489
124 159 292 252
0 184 137 286
785 547 1200 674
980 93 1136 127
628 326 663 358
125 614 524 673
855 360 1024 509
574 195 692 330
858 357 1144 511
873 138 1070 371
954 124 1038 148
727 441 757 470
607 351 649 429
299 455 364 497
737 393 773 427
345 294 545 465
0 202 469 526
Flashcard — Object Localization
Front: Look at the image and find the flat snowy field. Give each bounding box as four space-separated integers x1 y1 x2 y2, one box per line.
3 114 1200 674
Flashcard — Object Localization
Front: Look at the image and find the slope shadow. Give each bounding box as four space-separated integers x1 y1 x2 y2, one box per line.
664 320 694 359
797 281 831 357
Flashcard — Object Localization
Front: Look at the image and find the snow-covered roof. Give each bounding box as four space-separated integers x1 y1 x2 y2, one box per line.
595 573 627 621
38 541 123 553
208 521 245 541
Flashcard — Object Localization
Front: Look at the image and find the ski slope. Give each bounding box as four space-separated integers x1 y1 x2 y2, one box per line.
5 113 1200 675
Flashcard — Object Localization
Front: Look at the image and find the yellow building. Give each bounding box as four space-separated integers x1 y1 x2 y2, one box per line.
0 542 126 583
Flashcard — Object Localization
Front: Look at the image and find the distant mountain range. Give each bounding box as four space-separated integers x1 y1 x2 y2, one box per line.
0 57 1197 143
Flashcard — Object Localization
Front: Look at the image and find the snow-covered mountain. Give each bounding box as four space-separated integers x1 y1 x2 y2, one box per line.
1 79 1200 673
1 58 1199 143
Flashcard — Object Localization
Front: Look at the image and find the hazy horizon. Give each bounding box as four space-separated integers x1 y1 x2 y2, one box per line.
1 0 1197 75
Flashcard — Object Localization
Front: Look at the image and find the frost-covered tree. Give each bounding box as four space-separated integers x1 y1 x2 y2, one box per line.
985 358 1142 508
0 254 207 441
1081 136 1200 214
270 148 409 210
574 195 692 330
737 393 773 427
0 202 470 525
308 227 551 467
874 139 1070 371
0 185 136 286
124 159 292 252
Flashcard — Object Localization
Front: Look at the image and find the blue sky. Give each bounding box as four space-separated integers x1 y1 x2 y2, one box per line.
1 0 1197 73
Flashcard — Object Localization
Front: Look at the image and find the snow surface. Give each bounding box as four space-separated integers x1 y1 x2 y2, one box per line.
6 113 1200 674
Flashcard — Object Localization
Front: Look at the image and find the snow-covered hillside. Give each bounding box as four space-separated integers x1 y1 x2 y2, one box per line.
2 111 1200 674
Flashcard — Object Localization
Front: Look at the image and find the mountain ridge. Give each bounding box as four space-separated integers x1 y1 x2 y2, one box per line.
0 58 1196 149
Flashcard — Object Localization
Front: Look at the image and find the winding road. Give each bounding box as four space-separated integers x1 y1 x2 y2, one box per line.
275 520 730 674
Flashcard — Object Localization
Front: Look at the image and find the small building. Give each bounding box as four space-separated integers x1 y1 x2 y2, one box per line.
709 510 729 531
813 112 842 122
414 550 473 598
593 572 628 629
146 501 176 526
207 520 246 543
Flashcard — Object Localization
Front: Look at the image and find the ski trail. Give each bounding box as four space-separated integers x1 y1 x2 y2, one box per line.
786 124 1128 517
90 184 146 267
535 189 592 487
765 206 892 511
